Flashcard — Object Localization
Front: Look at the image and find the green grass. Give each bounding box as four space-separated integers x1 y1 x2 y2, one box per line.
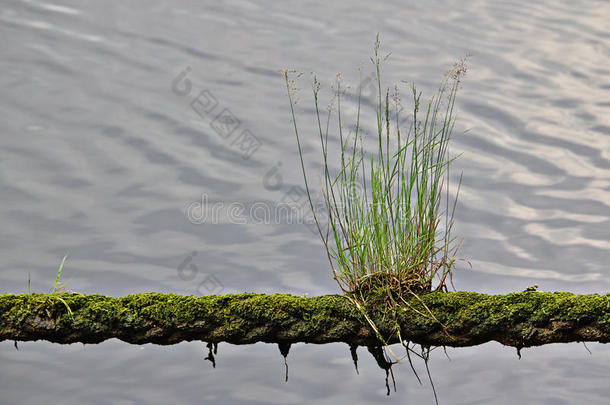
283 37 469 305
27 254 76 318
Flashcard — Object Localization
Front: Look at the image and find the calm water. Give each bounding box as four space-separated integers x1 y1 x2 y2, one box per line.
1 0 610 403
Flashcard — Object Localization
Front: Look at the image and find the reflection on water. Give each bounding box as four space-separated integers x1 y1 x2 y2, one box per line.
1 0 610 403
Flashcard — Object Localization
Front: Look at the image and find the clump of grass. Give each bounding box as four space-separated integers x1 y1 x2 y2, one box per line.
283 37 469 306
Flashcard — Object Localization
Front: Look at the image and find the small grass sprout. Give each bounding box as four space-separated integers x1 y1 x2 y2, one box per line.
49 254 69 294
28 254 76 318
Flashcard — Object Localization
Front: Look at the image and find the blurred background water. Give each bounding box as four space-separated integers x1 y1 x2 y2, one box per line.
1 0 609 403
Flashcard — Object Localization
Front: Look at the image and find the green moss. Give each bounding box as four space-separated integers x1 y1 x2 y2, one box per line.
1 291 610 347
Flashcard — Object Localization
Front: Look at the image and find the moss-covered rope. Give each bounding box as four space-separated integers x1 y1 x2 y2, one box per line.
1 292 610 348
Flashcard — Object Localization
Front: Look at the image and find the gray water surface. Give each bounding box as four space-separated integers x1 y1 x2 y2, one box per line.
1 0 610 403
